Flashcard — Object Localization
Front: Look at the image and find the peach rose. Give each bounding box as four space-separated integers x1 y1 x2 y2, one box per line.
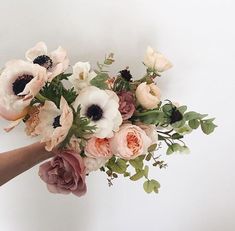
136 122 158 145
39 149 87 197
136 82 161 109
85 137 112 158
110 124 152 160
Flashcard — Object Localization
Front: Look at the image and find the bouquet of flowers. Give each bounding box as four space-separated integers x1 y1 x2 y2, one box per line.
0 42 216 196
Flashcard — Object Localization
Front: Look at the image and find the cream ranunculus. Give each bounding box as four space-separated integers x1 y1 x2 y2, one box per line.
144 46 172 72
73 86 122 138
68 62 96 92
110 124 152 160
34 97 73 151
25 41 69 81
136 82 161 109
0 60 47 121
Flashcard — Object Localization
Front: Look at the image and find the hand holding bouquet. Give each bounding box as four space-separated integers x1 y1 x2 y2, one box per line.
0 42 216 196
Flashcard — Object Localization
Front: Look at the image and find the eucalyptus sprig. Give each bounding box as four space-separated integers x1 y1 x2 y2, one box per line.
90 53 115 90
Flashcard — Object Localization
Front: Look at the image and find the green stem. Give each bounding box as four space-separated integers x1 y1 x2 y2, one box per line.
134 110 160 117
35 93 48 103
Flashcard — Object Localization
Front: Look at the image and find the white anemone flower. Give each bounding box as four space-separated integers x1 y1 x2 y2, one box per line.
68 62 96 92
0 60 47 122
34 97 73 151
144 46 172 72
25 41 69 81
73 86 122 138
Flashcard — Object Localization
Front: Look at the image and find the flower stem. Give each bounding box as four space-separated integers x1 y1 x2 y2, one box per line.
35 93 48 103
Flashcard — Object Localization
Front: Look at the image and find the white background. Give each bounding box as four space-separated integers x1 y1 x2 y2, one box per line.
0 0 235 230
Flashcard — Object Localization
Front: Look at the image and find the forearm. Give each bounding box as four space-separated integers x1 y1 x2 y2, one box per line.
0 142 53 186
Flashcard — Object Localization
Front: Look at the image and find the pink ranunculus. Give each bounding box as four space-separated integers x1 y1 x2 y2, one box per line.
38 150 87 197
110 124 152 160
85 137 113 158
117 91 135 120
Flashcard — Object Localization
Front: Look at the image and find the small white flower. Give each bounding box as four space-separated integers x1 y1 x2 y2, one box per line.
25 41 69 81
144 46 172 72
68 62 96 92
84 157 107 174
0 60 47 122
73 86 122 138
34 97 73 151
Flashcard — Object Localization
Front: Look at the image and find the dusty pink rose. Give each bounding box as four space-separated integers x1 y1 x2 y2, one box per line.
110 124 152 160
85 137 113 158
39 150 87 197
117 91 135 120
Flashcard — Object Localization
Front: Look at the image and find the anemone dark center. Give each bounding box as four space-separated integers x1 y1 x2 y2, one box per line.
119 69 133 82
170 109 183 124
33 55 53 70
12 74 34 95
86 104 103 121
53 115 62 128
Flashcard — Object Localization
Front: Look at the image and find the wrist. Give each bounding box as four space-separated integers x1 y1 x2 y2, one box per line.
28 142 54 163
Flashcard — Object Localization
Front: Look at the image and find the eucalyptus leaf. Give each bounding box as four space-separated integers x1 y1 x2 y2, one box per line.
184 111 208 121
200 120 217 135
90 73 109 89
143 166 149 178
188 119 200 129
143 180 154 193
148 143 158 152
129 157 144 170
130 170 144 181
177 105 187 114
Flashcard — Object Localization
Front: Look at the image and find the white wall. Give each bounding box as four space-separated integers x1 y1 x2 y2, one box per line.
0 0 234 230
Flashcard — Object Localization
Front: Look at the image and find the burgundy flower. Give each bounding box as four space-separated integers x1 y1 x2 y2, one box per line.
118 91 135 120
38 150 87 197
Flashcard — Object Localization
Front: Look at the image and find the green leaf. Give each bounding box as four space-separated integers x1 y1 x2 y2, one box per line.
184 111 208 121
130 170 144 181
162 104 173 116
151 179 160 193
188 119 200 129
112 158 127 174
200 119 217 135
136 110 165 124
143 166 149 178
124 172 130 177
129 157 144 170
143 179 160 194
90 73 109 89
171 133 184 139
145 153 152 161
171 118 186 128
148 143 158 152
174 124 192 135
177 105 187 114
180 146 190 154
166 143 182 155
143 180 154 193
